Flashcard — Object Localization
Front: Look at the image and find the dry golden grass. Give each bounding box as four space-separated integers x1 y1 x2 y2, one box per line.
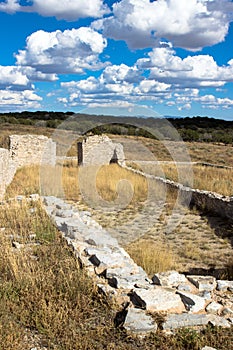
6 162 148 205
125 240 176 276
111 135 233 167
0 201 115 349
139 163 233 196
1 161 233 348
96 164 148 202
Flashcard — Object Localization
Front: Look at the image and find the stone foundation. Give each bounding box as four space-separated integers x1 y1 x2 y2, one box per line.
43 196 233 335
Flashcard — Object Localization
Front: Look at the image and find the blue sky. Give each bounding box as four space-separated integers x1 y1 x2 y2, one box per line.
1 0 233 120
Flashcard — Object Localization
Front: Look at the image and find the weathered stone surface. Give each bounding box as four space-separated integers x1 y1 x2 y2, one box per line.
208 315 231 328
80 135 125 166
163 313 231 330
162 314 210 330
177 291 206 313
131 288 185 313
83 229 119 247
206 302 223 315
97 283 117 297
187 275 216 292
108 273 149 290
200 291 212 301
222 307 233 316
123 308 157 334
152 271 187 288
29 193 40 201
84 247 130 268
54 209 74 218
217 280 233 292
105 265 148 280
42 195 233 335
177 284 192 292
10 134 56 167
12 241 22 249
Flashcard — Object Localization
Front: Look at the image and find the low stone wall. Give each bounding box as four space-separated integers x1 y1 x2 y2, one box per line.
0 134 56 199
43 196 233 335
125 165 233 223
79 135 125 166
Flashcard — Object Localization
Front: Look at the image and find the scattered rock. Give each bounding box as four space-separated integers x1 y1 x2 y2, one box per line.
123 308 157 334
187 275 216 292
29 193 40 201
217 280 233 292
131 287 185 313
177 284 192 292
206 301 223 315
12 241 22 249
42 196 233 335
222 307 233 316
152 271 187 288
208 314 231 328
177 291 206 313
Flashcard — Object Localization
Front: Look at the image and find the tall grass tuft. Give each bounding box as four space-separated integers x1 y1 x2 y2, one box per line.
125 239 176 276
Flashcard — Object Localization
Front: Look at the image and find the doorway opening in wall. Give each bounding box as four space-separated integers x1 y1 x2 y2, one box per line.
109 148 118 164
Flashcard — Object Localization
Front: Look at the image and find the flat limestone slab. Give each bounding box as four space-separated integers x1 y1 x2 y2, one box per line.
123 308 157 334
163 314 230 330
162 314 210 330
131 287 185 313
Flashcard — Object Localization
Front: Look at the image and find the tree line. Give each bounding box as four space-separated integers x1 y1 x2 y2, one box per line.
0 111 233 144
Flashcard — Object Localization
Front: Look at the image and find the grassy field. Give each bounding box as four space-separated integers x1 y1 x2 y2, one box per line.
1 122 233 165
130 162 233 196
5 162 233 277
1 171 233 349
111 135 233 167
1 128 233 348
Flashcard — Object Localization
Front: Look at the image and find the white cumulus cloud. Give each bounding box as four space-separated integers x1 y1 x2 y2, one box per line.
137 45 233 88
0 65 57 90
93 0 233 50
60 63 172 108
15 27 108 75
0 89 42 110
0 0 109 20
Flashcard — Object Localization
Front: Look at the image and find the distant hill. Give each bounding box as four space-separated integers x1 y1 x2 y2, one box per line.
0 111 232 144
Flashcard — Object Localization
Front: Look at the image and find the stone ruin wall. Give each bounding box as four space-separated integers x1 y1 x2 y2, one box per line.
125 166 233 223
76 134 233 222
0 133 232 336
0 134 56 199
79 135 125 166
9 134 56 168
0 132 232 222
158 176 233 223
79 134 233 223
43 196 233 335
